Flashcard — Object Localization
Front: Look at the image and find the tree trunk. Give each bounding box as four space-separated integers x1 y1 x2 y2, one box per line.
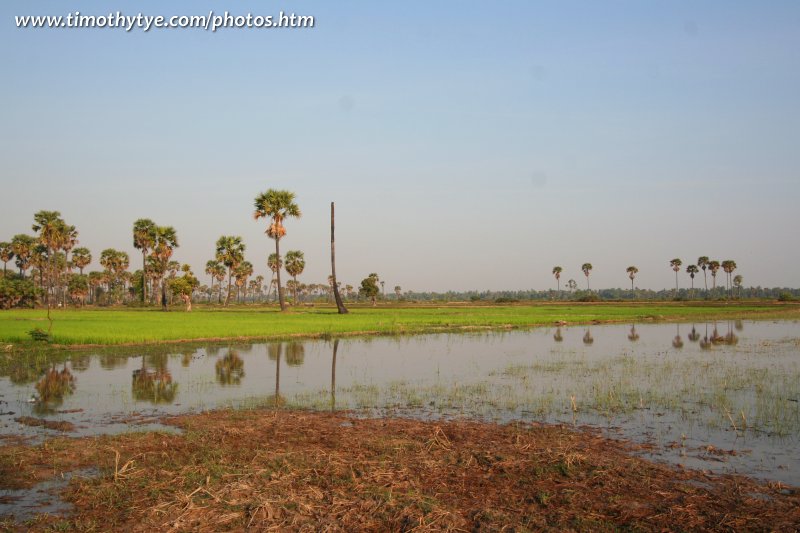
161 279 168 311
275 238 286 311
225 271 233 306
330 202 348 314
182 294 192 312
142 251 147 304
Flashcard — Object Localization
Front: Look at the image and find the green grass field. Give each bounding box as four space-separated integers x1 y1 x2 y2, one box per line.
1 301 797 346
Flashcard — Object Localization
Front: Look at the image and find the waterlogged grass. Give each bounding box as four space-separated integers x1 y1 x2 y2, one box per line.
1 301 797 346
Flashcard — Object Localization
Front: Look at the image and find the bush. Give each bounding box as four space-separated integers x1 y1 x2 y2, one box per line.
778 292 796 302
0 274 38 309
494 297 519 303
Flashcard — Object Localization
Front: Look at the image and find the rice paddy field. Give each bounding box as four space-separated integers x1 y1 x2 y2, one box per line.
0 301 797 346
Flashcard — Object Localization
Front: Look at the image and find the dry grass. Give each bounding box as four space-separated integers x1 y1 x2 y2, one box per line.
1 409 799 531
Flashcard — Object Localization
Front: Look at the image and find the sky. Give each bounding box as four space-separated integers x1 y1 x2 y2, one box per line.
1 1 799 292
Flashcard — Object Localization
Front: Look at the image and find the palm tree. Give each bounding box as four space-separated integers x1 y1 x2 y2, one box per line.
71 247 92 275
329 202 348 314
215 235 245 306
133 219 157 304
32 210 73 312
567 279 577 293
581 263 592 290
708 260 721 290
733 274 743 298
721 260 737 294
669 258 682 293
686 264 699 298
394 285 402 299
205 260 220 297
697 256 709 292
0 242 13 275
11 234 36 277
284 250 306 305
552 266 563 293
626 266 638 293
151 226 178 311
253 189 301 312
234 261 253 303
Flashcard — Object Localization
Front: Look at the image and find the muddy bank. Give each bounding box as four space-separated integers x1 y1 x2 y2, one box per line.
1 409 798 531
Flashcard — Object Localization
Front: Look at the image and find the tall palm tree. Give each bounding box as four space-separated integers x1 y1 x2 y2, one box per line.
733 274 743 298
151 226 178 311
253 189 301 312
234 260 254 303
205 260 220 297
11 234 36 277
212 262 226 304
284 250 306 304
0 242 13 275
552 266 563 293
71 247 92 275
721 260 737 294
708 260 721 290
133 219 157 304
32 211 73 311
581 263 592 290
215 235 245 306
669 258 682 293
686 264 699 298
626 266 638 293
697 256 709 292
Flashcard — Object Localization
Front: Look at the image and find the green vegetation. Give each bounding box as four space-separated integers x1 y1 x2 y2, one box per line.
0 302 797 346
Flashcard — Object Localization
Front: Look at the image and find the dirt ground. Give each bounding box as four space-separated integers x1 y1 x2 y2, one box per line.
1 409 798 531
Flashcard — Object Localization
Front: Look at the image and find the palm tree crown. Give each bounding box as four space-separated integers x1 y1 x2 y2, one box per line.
581 263 592 290
254 189 301 311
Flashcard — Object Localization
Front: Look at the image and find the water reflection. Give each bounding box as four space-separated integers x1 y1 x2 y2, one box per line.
132 354 177 404
582 329 594 345
286 342 305 367
215 351 245 386
553 328 563 342
627 325 639 342
331 339 338 411
266 343 285 407
688 325 700 343
672 324 684 349
33 366 75 414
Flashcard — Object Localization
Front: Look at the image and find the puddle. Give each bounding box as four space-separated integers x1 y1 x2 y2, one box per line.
1 320 799 485
0 468 98 522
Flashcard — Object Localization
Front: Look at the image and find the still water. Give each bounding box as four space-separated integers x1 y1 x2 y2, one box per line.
1 320 798 484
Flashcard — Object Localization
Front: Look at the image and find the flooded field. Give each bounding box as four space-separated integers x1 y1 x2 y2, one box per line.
1 320 798 485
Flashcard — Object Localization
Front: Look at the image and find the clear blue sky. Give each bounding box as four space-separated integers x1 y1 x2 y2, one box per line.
1 1 799 291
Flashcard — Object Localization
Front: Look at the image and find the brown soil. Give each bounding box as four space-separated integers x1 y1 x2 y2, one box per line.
13 416 75 432
1 410 798 531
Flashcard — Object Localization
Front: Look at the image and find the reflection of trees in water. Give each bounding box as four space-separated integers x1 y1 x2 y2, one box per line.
724 321 739 345
331 339 338 411
553 328 563 342
735 320 744 332
582 329 593 345
33 365 76 414
216 351 245 385
285 342 305 367
69 354 91 372
206 345 223 357
99 353 128 371
688 325 700 343
627 325 639 342
672 324 684 349
265 343 284 408
132 354 177 404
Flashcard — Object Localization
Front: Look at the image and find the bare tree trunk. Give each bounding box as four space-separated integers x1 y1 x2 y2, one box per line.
182 294 192 312
161 279 168 311
142 251 147 304
275 238 286 311
330 202 348 314
225 271 233 306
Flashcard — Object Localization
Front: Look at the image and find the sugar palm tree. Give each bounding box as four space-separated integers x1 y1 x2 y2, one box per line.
266 253 282 302
552 266 563 293
669 258 682 293
686 264 699 298
11 234 36 278
151 226 178 311
733 274 743 298
133 219 157 304
0 242 13 275
71 247 92 275
581 263 592 290
721 260 737 294
234 260 253 303
284 250 306 304
697 256 709 292
205 260 220 297
253 189 301 312
708 260 721 290
32 210 73 311
626 266 638 293
215 235 245 306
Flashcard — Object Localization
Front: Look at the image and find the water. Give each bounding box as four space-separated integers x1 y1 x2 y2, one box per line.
1 320 798 485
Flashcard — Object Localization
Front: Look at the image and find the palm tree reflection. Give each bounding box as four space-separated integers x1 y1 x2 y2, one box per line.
553 328 563 342
216 350 245 385
627 325 639 342
266 343 285 408
33 365 76 414
331 339 339 411
132 354 177 404
582 329 594 345
672 324 684 349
